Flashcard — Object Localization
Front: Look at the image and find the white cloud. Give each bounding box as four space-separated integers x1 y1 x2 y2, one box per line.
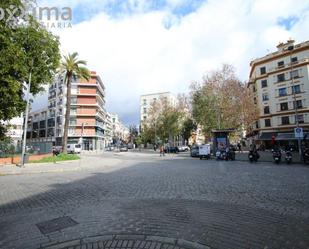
33 0 309 125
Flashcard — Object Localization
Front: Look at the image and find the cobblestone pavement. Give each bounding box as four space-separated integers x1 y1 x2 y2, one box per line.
0 152 309 249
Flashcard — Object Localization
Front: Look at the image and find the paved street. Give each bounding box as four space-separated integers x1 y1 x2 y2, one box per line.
0 152 309 249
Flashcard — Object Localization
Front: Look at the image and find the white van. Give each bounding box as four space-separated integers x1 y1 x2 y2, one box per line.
199 144 211 160
67 144 82 154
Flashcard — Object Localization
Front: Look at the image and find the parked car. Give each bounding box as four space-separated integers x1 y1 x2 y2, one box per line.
67 144 82 154
178 145 190 152
190 145 199 157
120 146 128 152
164 146 179 153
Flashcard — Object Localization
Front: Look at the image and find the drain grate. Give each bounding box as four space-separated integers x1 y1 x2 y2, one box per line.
36 216 78 235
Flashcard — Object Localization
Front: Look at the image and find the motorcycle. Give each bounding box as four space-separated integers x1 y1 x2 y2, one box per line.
226 149 236 161
216 150 227 160
285 150 292 164
303 148 309 164
248 150 259 162
272 149 282 164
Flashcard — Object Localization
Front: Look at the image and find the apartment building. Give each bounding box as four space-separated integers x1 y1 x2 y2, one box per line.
27 71 110 150
4 116 24 148
248 39 309 148
110 114 129 143
140 92 177 123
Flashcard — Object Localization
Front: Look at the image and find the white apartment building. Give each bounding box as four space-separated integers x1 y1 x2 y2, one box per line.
248 39 309 149
110 113 129 143
140 92 177 123
4 116 24 147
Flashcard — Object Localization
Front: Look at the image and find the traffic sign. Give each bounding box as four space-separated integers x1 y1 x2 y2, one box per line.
294 127 303 138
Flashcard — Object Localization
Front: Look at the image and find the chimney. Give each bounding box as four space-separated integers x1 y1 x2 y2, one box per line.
276 39 295 52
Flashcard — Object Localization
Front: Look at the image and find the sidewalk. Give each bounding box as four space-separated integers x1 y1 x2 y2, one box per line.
0 154 122 176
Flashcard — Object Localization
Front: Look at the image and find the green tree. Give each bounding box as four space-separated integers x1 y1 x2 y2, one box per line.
59 53 90 153
181 118 197 144
191 64 256 136
0 0 61 138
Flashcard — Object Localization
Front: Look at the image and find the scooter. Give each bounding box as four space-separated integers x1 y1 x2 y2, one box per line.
303 148 309 164
272 149 282 164
216 150 226 160
285 150 292 164
248 150 259 162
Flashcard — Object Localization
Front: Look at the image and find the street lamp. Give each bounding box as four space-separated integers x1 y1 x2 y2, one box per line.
21 59 34 167
288 45 302 158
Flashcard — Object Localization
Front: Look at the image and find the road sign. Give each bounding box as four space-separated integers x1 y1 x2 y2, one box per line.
294 127 303 138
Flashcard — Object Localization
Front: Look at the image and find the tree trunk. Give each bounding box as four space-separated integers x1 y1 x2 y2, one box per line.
62 74 72 154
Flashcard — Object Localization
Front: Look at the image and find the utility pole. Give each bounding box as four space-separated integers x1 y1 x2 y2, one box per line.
21 59 34 167
288 45 302 158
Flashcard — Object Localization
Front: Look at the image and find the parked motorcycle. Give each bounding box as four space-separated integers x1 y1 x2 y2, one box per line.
272 149 282 164
285 150 292 164
303 148 309 164
226 149 236 161
216 150 227 160
248 150 259 162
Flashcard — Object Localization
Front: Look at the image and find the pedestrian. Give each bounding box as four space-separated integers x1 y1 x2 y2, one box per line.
160 145 165 157
237 142 242 152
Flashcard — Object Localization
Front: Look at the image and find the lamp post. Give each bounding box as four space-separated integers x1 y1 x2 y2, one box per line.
288 45 302 158
21 59 34 167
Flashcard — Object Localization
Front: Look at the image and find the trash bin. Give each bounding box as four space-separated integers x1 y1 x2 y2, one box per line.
23 153 29 164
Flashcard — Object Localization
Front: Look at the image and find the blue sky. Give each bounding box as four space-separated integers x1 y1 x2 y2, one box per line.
34 0 309 126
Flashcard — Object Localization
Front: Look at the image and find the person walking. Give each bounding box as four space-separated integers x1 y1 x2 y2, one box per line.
160 145 165 157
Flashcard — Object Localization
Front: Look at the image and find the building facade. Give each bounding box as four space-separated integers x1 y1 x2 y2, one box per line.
140 92 177 123
4 116 24 148
110 113 129 143
27 71 110 151
248 39 309 148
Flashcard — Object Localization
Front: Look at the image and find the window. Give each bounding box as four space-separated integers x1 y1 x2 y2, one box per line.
32 122 39 130
262 93 269 101
71 97 77 104
294 100 303 109
69 117 76 126
264 106 270 114
253 86 256 92
265 119 271 127
254 97 257 104
261 80 267 88
39 130 46 138
292 85 301 94
291 57 298 63
277 73 285 82
48 118 55 127
39 120 46 129
278 87 287 97
71 107 77 115
296 114 304 124
260 67 266 75
143 99 147 105
281 116 290 125
277 61 284 67
143 116 147 120
47 128 55 137
143 108 147 114
280 102 288 111
32 130 38 138
290 70 299 79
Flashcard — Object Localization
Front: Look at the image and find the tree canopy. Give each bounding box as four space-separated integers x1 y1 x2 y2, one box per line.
191 64 258 136
0 0 61 138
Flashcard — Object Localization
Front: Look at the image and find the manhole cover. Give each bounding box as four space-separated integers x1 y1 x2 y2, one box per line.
36 216 78 235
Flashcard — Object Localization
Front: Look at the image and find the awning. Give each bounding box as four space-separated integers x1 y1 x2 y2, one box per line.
258 132 277 141
276 132 309 141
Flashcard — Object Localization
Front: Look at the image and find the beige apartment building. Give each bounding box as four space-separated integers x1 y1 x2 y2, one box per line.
140 92 177 123
248 39 309 149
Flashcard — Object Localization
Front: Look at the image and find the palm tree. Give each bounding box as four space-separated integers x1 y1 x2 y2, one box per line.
60 52 91 154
